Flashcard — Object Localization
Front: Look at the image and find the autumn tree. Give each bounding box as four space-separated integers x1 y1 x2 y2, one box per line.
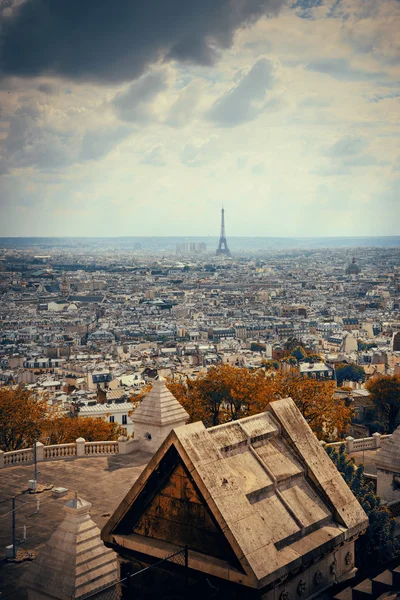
42 414 124 445
326 444 397 569
166 365 351 441
335 363 365 387
261 359 279 371
274 371 352 441
167 364 277 427
366 375 400 433
0 386 127 451
0 386 49 451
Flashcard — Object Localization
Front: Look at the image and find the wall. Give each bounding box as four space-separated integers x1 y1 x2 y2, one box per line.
262 541 356 600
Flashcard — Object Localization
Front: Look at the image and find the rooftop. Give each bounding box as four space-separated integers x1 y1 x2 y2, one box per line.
0 451 151 600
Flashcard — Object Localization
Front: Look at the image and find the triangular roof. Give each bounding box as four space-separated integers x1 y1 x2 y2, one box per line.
102 398 368 590
23 494 117 599
131 376 189 426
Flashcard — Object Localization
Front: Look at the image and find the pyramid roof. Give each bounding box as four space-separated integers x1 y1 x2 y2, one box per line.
131 376 189 427
376 426 400 473
23 494 117 599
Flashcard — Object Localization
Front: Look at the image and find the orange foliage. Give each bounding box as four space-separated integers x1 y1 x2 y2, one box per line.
42 414 125 445
167 365 352 441
0 386 126 450
0 386 49 451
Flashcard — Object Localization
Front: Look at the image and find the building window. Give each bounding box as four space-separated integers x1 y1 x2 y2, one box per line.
122 415 127 425
109 416 115 423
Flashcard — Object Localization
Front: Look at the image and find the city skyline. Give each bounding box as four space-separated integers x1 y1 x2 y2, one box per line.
0 0 399 238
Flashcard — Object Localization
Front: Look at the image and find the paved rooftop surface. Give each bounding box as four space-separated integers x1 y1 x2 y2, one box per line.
0 452 151 600
349 449 378 475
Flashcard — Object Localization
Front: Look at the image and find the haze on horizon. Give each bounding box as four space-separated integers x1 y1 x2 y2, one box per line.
0 0 399 238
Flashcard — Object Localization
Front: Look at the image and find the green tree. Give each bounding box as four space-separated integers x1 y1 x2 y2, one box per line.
326 444 397 569
283 337 301 352
366 375 400 433
291 346 307 361
336 363 365 387
250 342 266 352
303 353 323 363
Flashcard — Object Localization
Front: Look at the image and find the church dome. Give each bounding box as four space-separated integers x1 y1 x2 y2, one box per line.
345 257 361 275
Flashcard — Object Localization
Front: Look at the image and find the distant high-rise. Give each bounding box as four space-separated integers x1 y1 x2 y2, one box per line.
216 207 230 256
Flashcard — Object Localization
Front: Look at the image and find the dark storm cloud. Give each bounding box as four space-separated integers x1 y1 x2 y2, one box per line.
0 0 285 83
208 57 276 126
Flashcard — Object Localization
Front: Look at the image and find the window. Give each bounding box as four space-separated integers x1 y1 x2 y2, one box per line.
122 415 127 425
109 416 115 423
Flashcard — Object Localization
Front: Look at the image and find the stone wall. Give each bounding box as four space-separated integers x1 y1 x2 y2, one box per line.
262 541 356 600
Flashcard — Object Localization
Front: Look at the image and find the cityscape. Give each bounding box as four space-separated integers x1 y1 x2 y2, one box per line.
1 0 400 598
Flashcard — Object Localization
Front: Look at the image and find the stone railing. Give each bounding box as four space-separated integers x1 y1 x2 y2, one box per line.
325 433 392 454
0 436 139 468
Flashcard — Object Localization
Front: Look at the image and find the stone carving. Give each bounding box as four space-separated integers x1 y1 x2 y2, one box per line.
345 551 353 566
280 591 290 600
330 560 337 576
314 570 323 585
297 580 307 596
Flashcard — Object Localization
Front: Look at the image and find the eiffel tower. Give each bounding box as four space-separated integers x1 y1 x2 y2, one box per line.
216 207 231 256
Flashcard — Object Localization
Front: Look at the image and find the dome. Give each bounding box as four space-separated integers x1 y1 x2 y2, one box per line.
376 426 400 473
345 257 361 275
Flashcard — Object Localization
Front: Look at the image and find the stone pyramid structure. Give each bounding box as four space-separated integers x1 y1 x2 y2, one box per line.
131 376 189 453
23 494 118 600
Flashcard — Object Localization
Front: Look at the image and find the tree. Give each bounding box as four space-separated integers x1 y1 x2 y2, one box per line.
335 363 365 387
42 415 125 445
326 444 397 569
167 365 276 427
261 359 279 371
0 386 49 451
366 375 400 433
274 371 352 441
0 386 126 451
250 342 266 352
303 353 323 363
167 365 351 441
291 346 307 361
283 337 301 352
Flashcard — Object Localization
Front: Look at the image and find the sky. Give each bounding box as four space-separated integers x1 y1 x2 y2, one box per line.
0 0 399 238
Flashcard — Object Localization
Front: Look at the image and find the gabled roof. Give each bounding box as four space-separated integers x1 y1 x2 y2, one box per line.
102 398 367 590
131 376 189 426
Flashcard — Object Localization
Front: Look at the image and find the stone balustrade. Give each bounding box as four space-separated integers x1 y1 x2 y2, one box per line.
325 433 392 454
0 436 139 468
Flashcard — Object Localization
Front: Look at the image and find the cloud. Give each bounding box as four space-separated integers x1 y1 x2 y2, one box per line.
80 126 132 160
167 80 204 127
181 135 220 167
314 135 381 176
112 70 168 122
0 103 131 172
141 143 166 166
0 0 285 83
305 58 387 82
325 136 368 157
2 104 78 170
208 57 276 126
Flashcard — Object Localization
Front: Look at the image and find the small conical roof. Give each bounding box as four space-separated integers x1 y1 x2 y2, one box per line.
132 376 189 426
376 427 400 473
22 494 118 599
